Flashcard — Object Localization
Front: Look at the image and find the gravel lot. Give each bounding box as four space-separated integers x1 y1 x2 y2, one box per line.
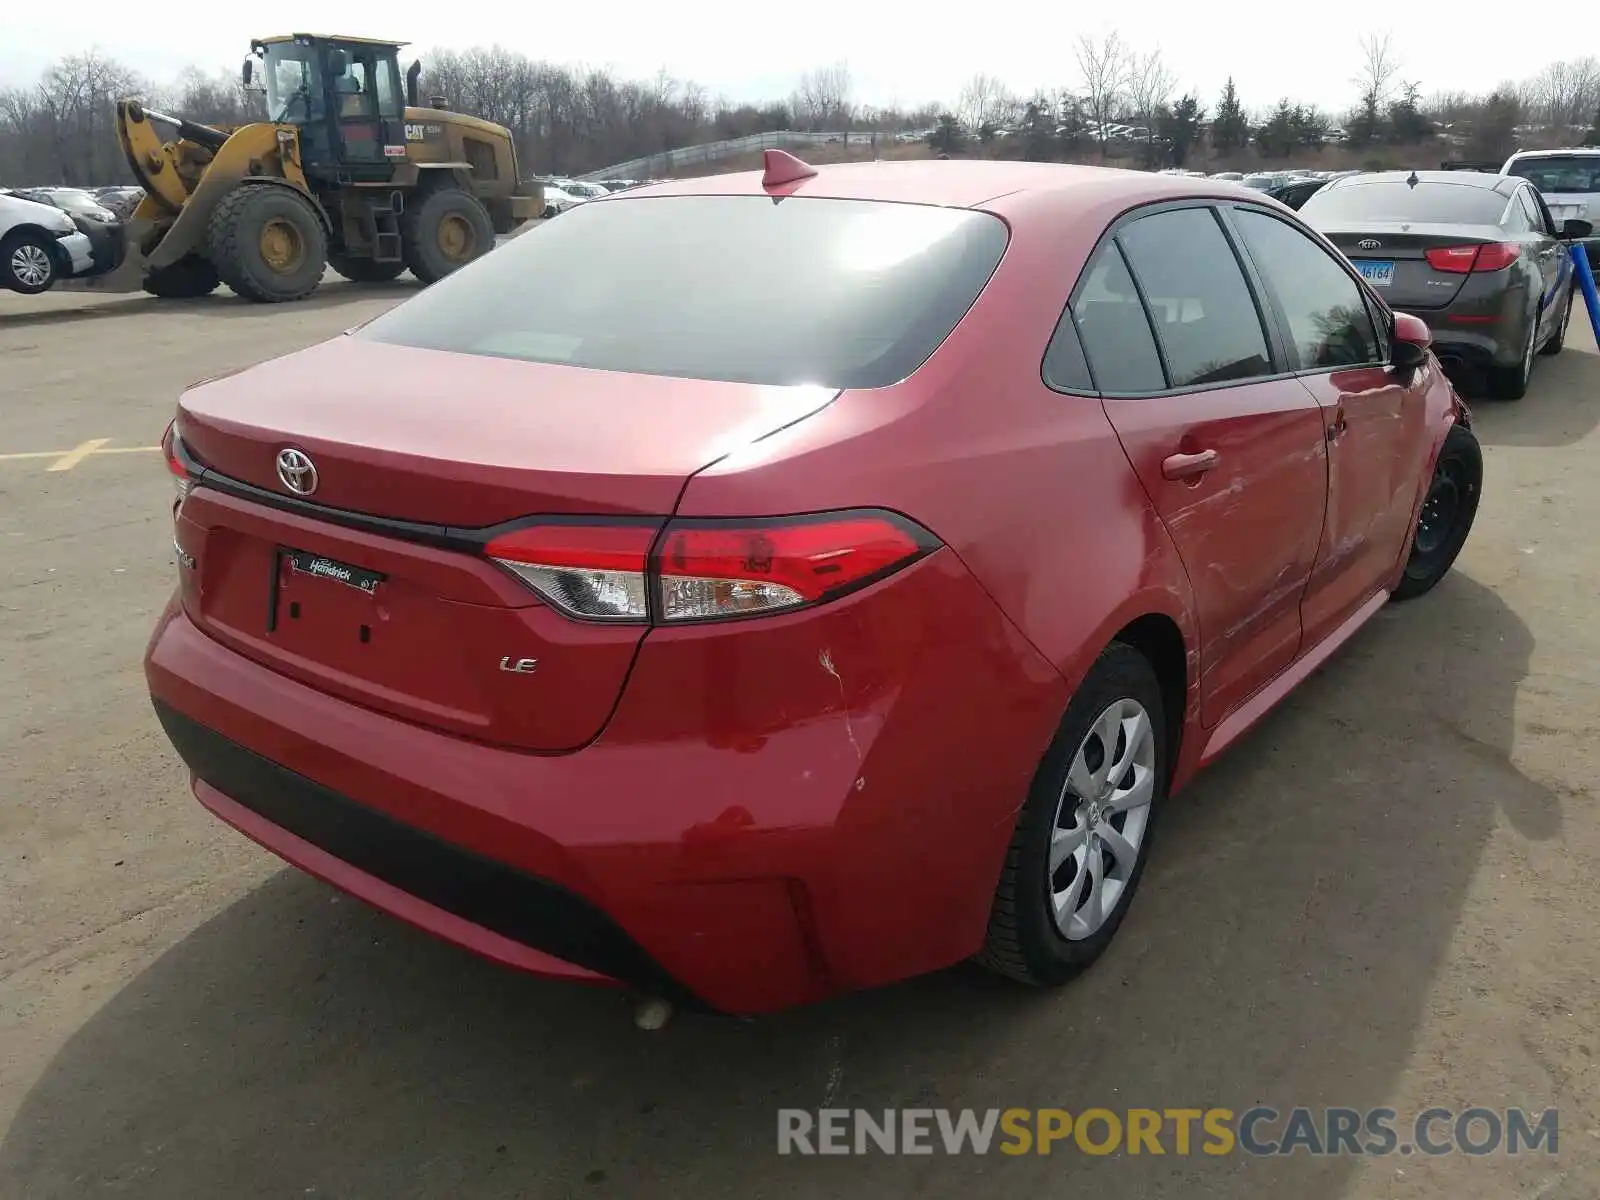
2 283 1597 1199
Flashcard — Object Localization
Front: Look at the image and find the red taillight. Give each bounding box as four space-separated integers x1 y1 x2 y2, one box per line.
161 420 191 500
656 515 930 621
484 511 937 624
485 522 656 622
1425 243 1519 273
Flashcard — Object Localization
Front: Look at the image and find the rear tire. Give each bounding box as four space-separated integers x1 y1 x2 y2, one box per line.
328 254 407 284
401 186 495 284
207 183 327 303
1392 423 1482 602
977 643 1169 987
2 231 60 295
1539 285 1573 356
1487 318 1536 400
142 255 221 299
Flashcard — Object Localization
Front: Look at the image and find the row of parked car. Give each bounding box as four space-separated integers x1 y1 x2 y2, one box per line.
1270 157 1596 399
0 184 144 294
535 175 659 218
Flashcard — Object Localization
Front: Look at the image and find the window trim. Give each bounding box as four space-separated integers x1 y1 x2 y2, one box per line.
1220 202 1391 376
1041 198 1296 400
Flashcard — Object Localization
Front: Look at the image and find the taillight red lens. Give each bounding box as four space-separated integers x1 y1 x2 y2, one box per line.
1472 242 1520 272
1424 243 1519 273
484 522 656 622
656 513 934 622
483 511 938 624
161 420 191 500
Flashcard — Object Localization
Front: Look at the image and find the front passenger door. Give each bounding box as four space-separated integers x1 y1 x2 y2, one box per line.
1075 205 1330 728
1228 205 1426 647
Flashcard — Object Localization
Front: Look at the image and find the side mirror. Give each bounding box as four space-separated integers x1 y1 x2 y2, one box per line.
1391 311 1431 370
1560 217 1594 240
241 58 253 87
325 48 348 75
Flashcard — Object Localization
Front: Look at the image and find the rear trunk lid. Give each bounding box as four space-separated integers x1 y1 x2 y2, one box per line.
173 336 839 752
1319 221 1511 310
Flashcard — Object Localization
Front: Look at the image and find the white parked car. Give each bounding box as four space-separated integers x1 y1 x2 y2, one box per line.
540 186 580 218
1501 148 1600 267
560 181 610 201
0 188 96 294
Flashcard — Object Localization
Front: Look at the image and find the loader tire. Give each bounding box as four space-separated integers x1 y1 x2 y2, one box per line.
208 183 327 303
328 254 407 284
141 256 220 299
401 187 494 285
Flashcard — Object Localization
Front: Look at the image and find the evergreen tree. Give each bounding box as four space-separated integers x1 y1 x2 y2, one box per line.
1211 78 1248 153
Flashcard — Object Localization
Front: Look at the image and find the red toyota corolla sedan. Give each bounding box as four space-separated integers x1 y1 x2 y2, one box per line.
146 154 1482 1015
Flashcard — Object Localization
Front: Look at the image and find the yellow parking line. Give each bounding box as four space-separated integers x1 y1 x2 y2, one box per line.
47 439 111 471
0 444 160 465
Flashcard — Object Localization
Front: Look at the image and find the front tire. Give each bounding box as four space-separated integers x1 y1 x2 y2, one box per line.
142 255 221 299
401 187 495 284
207 184 328 303
2 231 60 294
1392 423 1482 602
978 643 1169 986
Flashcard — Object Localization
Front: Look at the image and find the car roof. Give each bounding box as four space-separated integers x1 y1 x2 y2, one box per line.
626 159 1275 212
1506 147 1600 160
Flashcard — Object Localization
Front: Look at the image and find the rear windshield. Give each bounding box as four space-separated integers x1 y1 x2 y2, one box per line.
1300 179 1508 224
1505 155 1600 194
356 195 1010 389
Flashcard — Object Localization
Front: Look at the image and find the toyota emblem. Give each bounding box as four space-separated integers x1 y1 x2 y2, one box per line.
1357 238 1382 250
275 448 318 496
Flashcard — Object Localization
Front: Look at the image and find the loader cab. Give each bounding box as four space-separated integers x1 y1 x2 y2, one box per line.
251 35 407 183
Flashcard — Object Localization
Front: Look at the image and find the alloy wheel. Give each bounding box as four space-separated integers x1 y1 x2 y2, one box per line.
11 244 52 288
1048 698 1157 941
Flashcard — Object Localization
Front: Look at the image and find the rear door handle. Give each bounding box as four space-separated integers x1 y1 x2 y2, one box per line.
1161 449 1219 480
1327 409 1349 442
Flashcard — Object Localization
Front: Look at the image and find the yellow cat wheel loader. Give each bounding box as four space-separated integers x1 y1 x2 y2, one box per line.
78 34 544 302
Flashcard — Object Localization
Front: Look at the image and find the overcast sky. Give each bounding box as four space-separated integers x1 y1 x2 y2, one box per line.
2 3 1554 115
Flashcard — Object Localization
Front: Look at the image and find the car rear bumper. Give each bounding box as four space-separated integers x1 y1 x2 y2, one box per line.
145 550 1067 1014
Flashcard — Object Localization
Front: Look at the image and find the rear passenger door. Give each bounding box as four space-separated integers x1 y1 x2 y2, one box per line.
1517 186 1569 342
1071 204 1330 729
1227 205 1424 647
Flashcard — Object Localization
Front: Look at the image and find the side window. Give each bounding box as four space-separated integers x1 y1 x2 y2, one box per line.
1042 304 1095 391
1069 242 1167 393
1232 208 1383 370
1503 193 1533 234
1519 188 1552 235
374 59 404 119
1116 207 1274 387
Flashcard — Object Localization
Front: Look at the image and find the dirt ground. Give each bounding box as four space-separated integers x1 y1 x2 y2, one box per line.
1 281 1597 1199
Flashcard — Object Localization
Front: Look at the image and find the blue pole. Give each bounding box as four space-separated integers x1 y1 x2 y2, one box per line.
1572 242 1600 346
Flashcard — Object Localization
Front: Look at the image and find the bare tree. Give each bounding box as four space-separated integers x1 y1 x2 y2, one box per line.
958 72 1015 134
1075 31 1129 161
1127 49 1176 164
792 62 853 131
1349 32 1399 144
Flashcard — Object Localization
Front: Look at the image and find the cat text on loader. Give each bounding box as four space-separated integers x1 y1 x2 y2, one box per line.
86 34 544 302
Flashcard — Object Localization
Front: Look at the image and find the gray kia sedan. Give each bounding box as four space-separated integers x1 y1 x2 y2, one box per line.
1299 170 1593 399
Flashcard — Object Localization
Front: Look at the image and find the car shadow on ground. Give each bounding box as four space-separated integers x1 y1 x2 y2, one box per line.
0 574 1554 1199
0 279 422 330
